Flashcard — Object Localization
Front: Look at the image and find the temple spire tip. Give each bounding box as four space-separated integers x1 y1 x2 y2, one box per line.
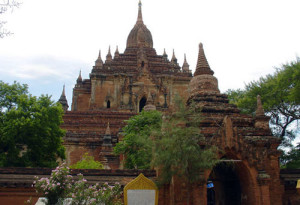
137 0 143 23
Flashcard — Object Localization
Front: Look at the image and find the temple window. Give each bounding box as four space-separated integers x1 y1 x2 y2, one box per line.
139 97 147 112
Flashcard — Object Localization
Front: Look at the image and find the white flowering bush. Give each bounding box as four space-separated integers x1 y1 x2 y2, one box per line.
33 163 123 205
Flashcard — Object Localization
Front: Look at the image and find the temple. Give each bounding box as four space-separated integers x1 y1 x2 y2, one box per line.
57 1 286 204
60 0 192 169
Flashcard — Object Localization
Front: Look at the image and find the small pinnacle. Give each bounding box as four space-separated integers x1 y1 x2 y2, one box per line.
106 46 112 61
114 46 119 58
62 84 66 96
256 95 265 116
95 50 103 67
163 48 167 55
199 43 203 49
77 70 82 82
182 53 189 71
171 49 176 61
108 46 111 55
59 84 69 111
105 122 111 135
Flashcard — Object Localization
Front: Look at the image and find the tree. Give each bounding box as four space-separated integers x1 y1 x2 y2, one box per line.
114 97 218 203
0 0 20 38
0 81 66 167
280 144 300 169
226 59 300 148
114 110 162 169
70 152 104 169
151 97 218 204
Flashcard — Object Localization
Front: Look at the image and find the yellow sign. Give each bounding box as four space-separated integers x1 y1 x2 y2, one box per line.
124 173 158 205
297 179 300 189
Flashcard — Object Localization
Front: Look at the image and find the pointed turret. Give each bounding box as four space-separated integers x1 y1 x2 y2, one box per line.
194 43 214 76
103 122 112 147
254 95 270 131
114 46 119 58
58 85 69 112
77 70 82 84
106 46 112 62
171 49 177 62
95 50 103 67
162 48 168 61
182 53 190 72
163 48 167 57
137 0 143 24
188 42 220 96
101 122 113 169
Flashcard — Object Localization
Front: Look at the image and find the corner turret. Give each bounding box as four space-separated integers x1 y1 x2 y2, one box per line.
189 43 220 96
95 50 103 67
106 46 112 63
182 53 190 72
58 85 69 112
114 46 119 58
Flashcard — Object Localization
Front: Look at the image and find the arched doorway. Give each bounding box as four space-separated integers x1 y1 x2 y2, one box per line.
107 100 111 108
207 162 241 205
207 157 257 205
139 97 147 112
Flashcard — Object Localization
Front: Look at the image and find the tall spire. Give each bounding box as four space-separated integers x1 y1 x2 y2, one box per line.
137 0 143 24
95 50 103 67
194 43 214 76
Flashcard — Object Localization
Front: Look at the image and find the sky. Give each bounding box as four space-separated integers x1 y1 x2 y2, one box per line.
1 0 300 104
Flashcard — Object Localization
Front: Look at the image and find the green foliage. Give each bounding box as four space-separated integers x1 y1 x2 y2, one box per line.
152 97 219 185
115 95 218 188
226 59 300 147
70 153 104 169
0 81 65 167
281 144 300 169
114 110 162 169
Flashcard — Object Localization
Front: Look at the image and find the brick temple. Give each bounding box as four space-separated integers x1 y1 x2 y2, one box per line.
59 0 192 169
55 1 294 204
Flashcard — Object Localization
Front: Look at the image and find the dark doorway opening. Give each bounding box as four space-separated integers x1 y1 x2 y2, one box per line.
141 61 145 68
139 97 147 112
107 100 111 108
207 162 241 205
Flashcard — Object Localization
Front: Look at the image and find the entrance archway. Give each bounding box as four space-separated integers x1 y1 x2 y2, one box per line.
207 157 257 205
207 162 241 205
139 97 147 112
